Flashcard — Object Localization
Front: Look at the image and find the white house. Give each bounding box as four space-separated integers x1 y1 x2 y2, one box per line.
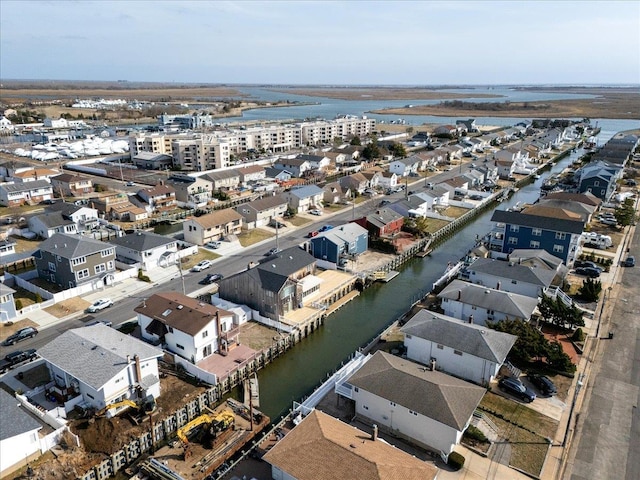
0 238 17 259
282 185 324 213
0 180 54 206
378 171 399 189
135 292 237 362
389 157 420 176
438 279 539 326
108 231 179 271
37 324 164 414
341 351 486 457
401 309 517 385
28 212 78 239
0 116 15 131
0 389 43 476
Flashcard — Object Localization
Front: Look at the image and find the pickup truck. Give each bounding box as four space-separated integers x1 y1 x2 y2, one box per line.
0 349 38 374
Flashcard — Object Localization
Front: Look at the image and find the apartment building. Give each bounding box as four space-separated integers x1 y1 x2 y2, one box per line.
171 135 232 171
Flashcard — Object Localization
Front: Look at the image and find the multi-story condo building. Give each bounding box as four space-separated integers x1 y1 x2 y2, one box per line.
171 135 231 171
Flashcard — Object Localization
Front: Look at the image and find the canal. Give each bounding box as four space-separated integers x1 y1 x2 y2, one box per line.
254 145 594 421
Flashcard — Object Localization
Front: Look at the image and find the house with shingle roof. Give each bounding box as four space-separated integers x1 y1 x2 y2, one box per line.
234 194 288 228
438 279 539 326
296 153 330 171
108 231 178 271
342 351 486 457
0 389 44 475
273 158 312 177
166 174 213 206
576 160 623 201
217 246 318 321
401 309 517 385
355 207 404 238
34 233 116 288
37 324 163 413
28 211 78 239
0 283 18 323
137 183 177 212
135 292 237 361
183 208 243 245
282 185 324 213
388 156 420 176
263 409 438 480
236 164 266 184
0 180 54 206
45 201 100 232
11 168 60 183
50 172 93 196
308 222 368 265
322 181 350 205
339 172 369 194
203 169 241 191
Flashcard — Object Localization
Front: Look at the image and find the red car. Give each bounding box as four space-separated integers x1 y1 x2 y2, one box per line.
307 230 319 238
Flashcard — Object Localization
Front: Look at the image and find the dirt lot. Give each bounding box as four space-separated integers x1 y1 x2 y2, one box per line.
43 297 92 318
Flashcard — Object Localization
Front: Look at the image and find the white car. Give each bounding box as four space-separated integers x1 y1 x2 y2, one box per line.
309 209 323 216
191 260 212 272
87 298 113 313
205 241 221 249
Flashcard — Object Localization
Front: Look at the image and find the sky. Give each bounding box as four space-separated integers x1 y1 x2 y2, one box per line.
1 0 639 85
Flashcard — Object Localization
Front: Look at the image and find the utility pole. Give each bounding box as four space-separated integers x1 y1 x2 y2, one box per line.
176 255 186 295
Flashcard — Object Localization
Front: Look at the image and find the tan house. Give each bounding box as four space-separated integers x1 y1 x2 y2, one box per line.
138 183 177 212
110 203 148 222
234 195 287 229
50 173 93 197
11 168 60 183
183 208 243 245
237 165 266 184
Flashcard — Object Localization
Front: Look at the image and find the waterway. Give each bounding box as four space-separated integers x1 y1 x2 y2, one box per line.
253 124 631 421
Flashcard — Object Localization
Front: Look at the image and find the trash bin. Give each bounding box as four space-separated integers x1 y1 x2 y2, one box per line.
18 372 24 380
608 331 614 339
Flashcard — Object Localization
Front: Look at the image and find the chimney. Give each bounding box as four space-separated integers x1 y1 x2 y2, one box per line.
496 281 501 290
430 358 437 371
134 354 142 385
372 424 378 441
457 290 461 301
468 315 474 324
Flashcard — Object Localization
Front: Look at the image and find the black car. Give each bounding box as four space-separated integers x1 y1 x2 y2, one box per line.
498 377 536 403
575 267 601 278
528 374 557 396
3 327 39 345
574 260 602 271
199 273 224 285
622 256 635 267
378 200 391 207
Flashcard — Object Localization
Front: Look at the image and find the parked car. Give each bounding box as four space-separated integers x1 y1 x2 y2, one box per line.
378 200 391 207
575 267 601 278
87 298 113 313
623 256 635 267
574 260 602 271
528 374 557 396
307 230 319 238
269 219 287 229
205 241 221 249
125 181 136 187
309 209 323 216
0 349 38 373
319 225 334 233
425 182 435 189
265 247 282 256
191 260 212 272
3 327 39 346
85 319 113 327
600 218 618 226
199 273 224 285
498 377 536 403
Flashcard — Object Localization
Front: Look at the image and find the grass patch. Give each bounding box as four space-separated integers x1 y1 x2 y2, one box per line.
287 216 312 227
8 235 43 254
421 218 451 233
441 206 471 218
480 392 558 439
179 250 220 270
9 285 41 308
44 297 90 318
237 228 273 247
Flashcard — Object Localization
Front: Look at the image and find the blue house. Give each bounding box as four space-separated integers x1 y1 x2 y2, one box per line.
577 161 622 202
309 223 368 265
0 283 18 323
489 205 585 265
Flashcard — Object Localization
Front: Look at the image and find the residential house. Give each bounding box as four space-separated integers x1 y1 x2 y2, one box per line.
576 161 623 202
28 212 78 239
108 203 148 222
37 324 163 413
11 168 60 183
203 169 241 191
88 192 129 216
0 239 17 258
388 195 431 218
323 182 350 205
343 351 486 456
0 180 53 206
378 171 399 190
432 125 458 138
339 173 369 194
456 119 478 133
489 206 586 264
34 233 116 288
464 257 559 298
0 116 15 132
441 144 464 160
50 173 93 197
109 231 178 271
45 202 100 232
323 150 347 168
495 158 516 180
183 208 243 245
338 145 362 161
361 171 382 189
438 279 539 326
166 175 213 206
234 195 288 229
282 185 324 213
401 309 517 385
355 207 404 238
593 134 638 166
309 222 368 265
262 409 438 480
0 389 43 476
135 292 237 361
413 187 450 212
132 152 173 170
507 249 569 279
462 169 484 188
296 153 331 171
273 158 312 177
237 165 266 184
265 167 292 183
388 156 420 176
137 183 178 212
0 283 18 323
441 177 469 197
536 194 599 223
217 246 317 320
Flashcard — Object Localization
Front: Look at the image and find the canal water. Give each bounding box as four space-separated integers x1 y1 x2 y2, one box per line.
254 127 629 421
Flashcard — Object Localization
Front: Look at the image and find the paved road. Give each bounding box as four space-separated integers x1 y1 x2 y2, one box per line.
566 224 640 480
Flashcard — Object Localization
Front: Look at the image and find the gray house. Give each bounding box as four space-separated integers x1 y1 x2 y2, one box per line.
234 195 288 228
0 284 18 323
34 233 116 288
28 212 78 239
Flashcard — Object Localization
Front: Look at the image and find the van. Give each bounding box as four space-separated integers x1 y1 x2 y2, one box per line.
623 256 635 267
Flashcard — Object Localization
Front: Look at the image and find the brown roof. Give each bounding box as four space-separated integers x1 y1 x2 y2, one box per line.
51 173 89 183
134 292 232 336
14 168 59 178
190 208 243 228
237 165 265 175
443 177 467 188
522 204 583 221
263 410 438 480
543 191 601 206
142 184 176 196
243 194 287 211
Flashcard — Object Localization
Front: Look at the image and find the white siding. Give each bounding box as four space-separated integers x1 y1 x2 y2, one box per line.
0 429 41 474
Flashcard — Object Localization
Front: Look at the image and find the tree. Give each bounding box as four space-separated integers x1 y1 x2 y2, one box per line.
538 294 585 329
487 318 547 364
578 278 602 302
350 136 361 146
615 198 637 227
389 142 407 158
362 142 380 160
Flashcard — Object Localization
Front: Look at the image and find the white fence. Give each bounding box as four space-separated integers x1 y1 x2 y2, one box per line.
251 309 296 333
172 354 218 386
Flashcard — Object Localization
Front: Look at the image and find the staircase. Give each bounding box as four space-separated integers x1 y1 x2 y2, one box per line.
504 360 521 379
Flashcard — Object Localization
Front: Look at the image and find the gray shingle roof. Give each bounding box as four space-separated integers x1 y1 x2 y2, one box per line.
467 257 556 288
242 194 287 211
288 185 324 199
491 209 585 234
366 207 403 228
45 201 84 216
31 212 75 228
0 389 42 441
108 231 175 252
347 351 485 430
401 310 516 363
37 324 163 390
439 279 539 318
1 179 52 193
38 233 110 259
241 246 316 292
316 223 367 244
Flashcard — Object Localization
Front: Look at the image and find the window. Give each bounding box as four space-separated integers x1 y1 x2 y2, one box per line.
354 387 359 392
390 401 396 406
203 330 208 338
510 225 519 232
77 269 89 280
176 343 185 350
553 245 564 253
95 264 106 274
409 410 418 416
363 405 369 410
508 237 518 245
48 262 56 272
87 393 94 399
454 350 463 356
72 256 86 266
107 261 114 270
530 240 540 248
168 326 174 333
101 249 113 257
437 344 444 350
532 228 542 236
555 232 566 240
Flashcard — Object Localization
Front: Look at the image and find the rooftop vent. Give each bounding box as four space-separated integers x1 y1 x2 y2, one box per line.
177 305 184 310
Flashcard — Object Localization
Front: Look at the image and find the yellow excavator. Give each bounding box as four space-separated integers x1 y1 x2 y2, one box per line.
176 409 235 459
93 395 156 419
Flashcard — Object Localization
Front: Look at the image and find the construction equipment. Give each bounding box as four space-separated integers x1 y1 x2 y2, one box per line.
94 395 156 419
176 409 235 459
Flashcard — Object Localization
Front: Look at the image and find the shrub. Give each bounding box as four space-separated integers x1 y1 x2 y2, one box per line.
15 299 23 310
448 451 465 471
464 425 488 443
572 328 585 342
137 269 151 283
35 293 42 303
